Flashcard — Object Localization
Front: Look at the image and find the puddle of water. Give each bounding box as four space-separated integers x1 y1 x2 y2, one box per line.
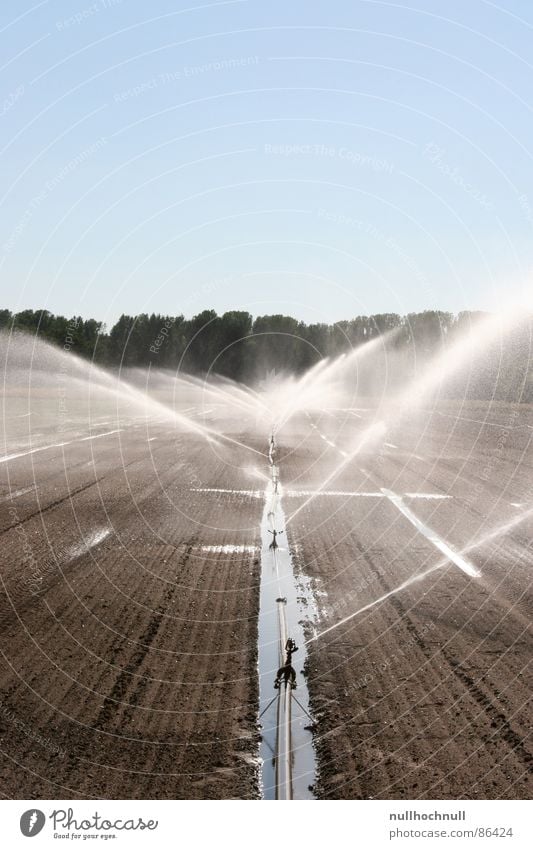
258 462 316 800
286 489 382 498
199 544 259 553
68 527 111 559
404 493 451 500
284 490 450 500
0 485 37 503
381 488 480 578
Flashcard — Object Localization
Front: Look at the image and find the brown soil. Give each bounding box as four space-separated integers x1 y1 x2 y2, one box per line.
1 401 531 800
0 426 262 799
279 402 532 799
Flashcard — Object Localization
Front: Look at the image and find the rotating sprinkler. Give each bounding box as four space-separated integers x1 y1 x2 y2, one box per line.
268 529 283 550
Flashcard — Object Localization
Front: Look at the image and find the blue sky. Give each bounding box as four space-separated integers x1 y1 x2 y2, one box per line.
1 0 532 327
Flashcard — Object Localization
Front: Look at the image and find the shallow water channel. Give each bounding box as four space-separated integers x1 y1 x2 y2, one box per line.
257 442 317 800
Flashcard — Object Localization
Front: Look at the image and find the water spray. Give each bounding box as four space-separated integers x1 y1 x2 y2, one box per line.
307 504 533 644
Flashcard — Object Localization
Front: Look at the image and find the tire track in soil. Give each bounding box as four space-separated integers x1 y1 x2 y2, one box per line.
93 540 196 732
0 475 111 534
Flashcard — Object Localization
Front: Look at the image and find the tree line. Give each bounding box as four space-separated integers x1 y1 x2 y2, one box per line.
1 306 530 401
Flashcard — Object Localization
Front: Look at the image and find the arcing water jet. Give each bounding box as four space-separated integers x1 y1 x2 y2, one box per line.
307 504 533 644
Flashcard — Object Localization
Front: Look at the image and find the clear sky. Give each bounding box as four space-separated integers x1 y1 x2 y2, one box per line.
1 0 532 327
